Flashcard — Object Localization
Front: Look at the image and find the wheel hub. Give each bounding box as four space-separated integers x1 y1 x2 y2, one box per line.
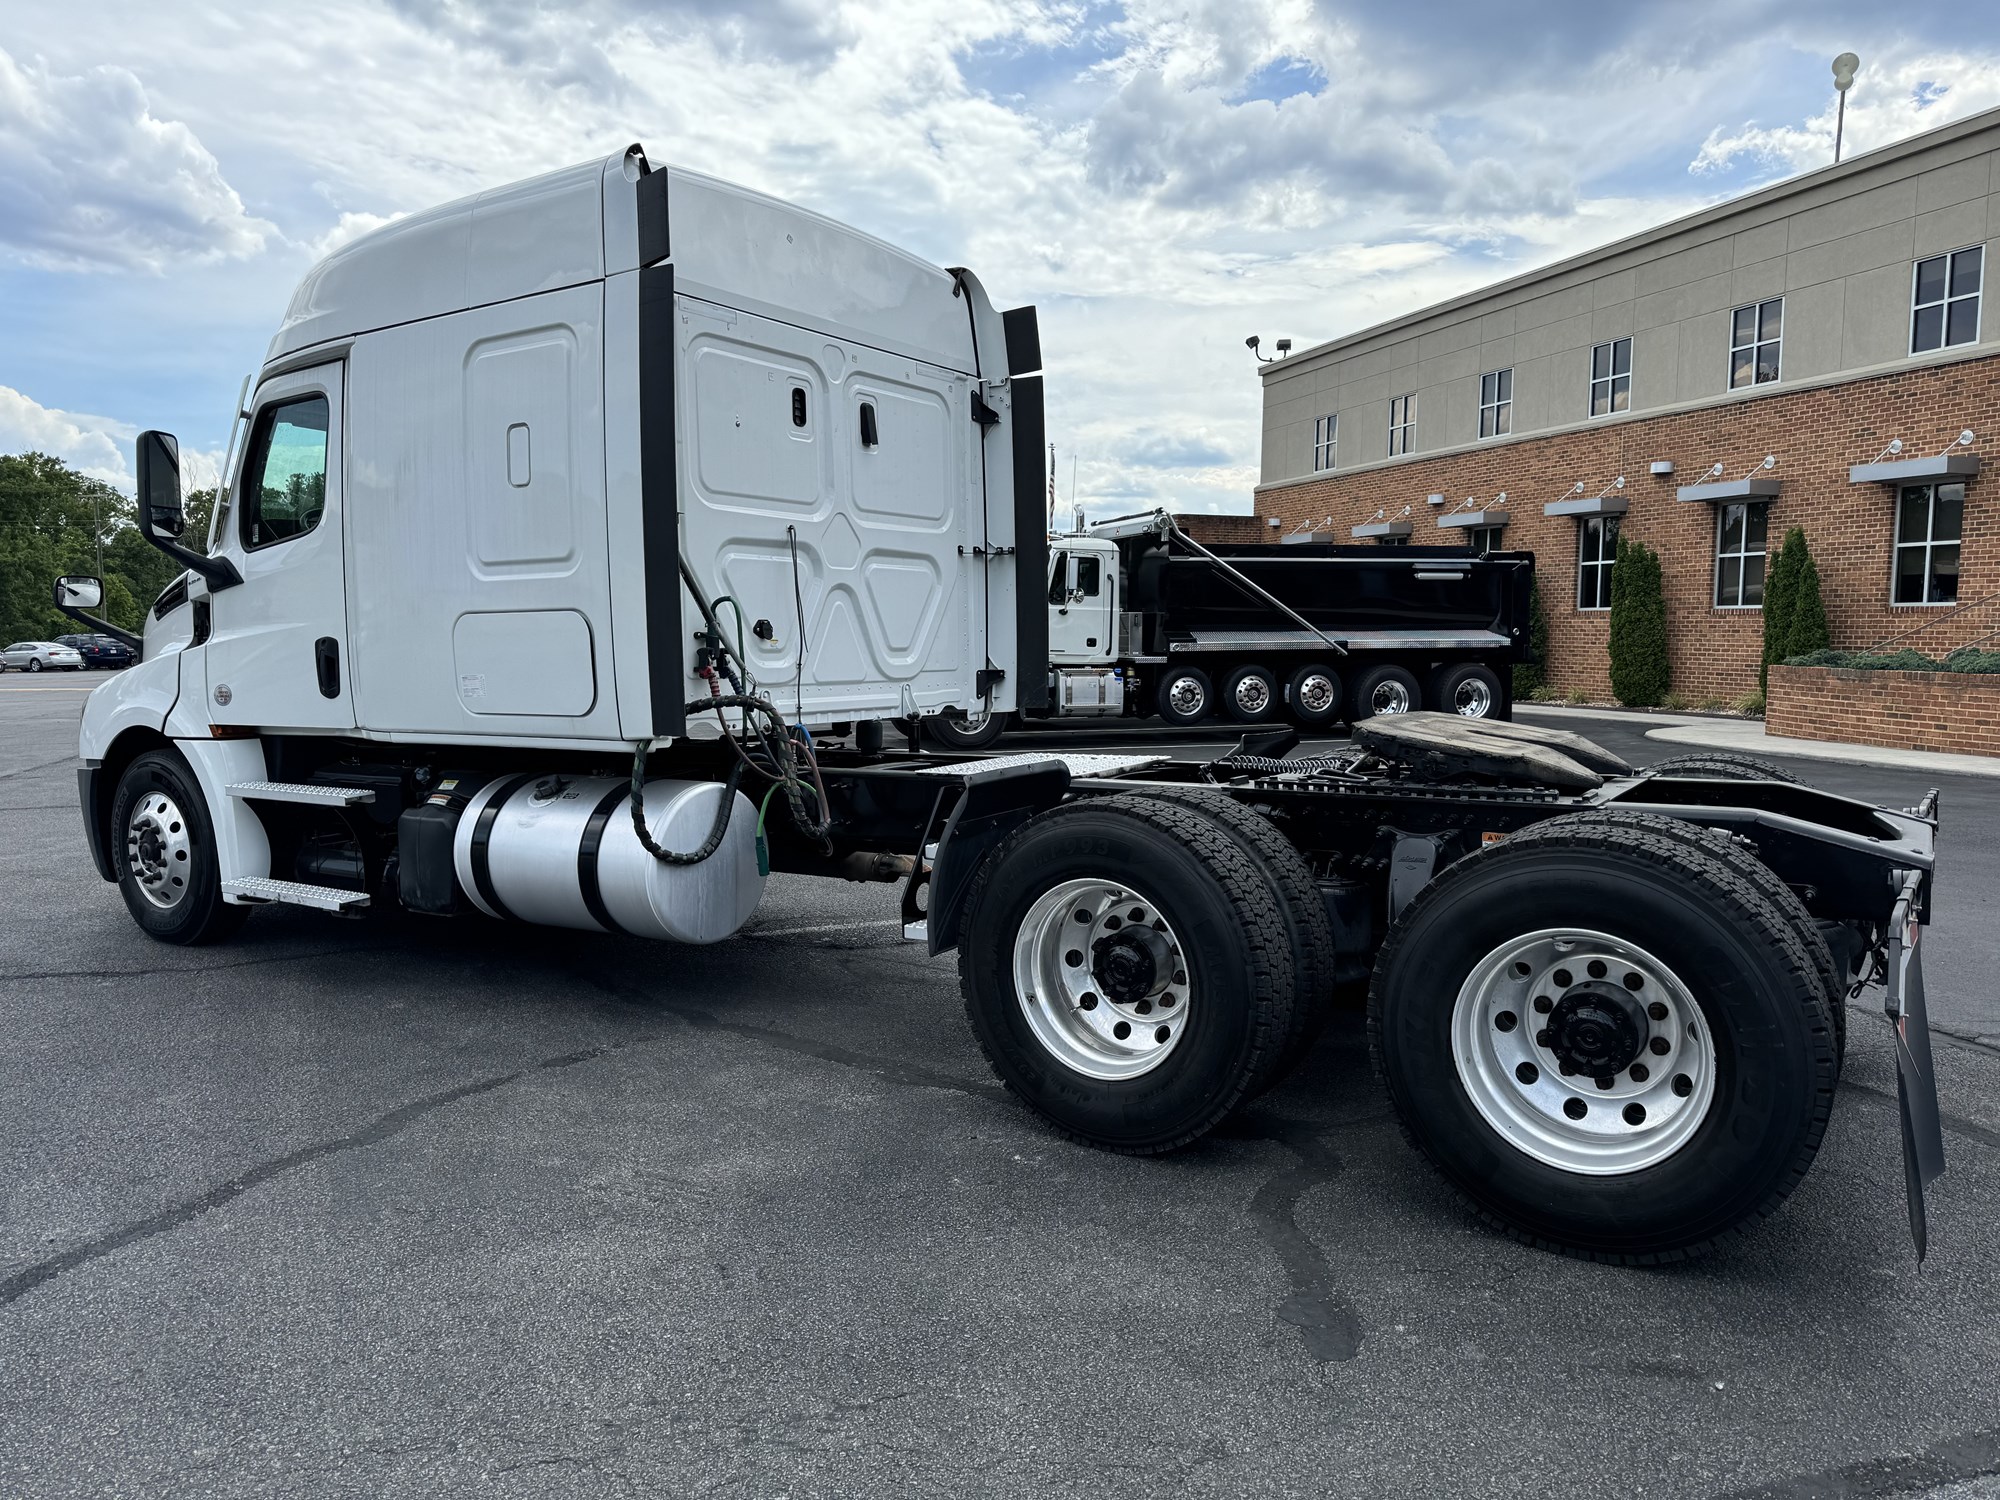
125 792 193 910
1297 674 1336 713
1544 984 1648 1077
1012 878 1191 1081
1092 925 1173 1005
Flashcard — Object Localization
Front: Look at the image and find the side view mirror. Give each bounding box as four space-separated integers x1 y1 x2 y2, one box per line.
50 574 139 651
131 430 240 589
136 430 185 541
54 576 103 610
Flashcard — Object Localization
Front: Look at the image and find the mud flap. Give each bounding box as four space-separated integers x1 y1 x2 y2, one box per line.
902 759 1070 954
1886 869 1947 1259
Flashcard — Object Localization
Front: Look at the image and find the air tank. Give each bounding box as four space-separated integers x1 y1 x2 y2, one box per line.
453 774 763 943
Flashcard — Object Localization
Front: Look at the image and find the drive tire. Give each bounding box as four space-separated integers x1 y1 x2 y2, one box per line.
959 795 1295 1153
923 712 1009 751
1349 664 1419 721
1220 664 1282 725
1548 809 1845 1072
1369 819 1836 1263
1137 788 1337 1093
1430 662 1503 719
1286 663 1343 728
1648 751 1803 785
1155 667 1213 727
110 749 249 946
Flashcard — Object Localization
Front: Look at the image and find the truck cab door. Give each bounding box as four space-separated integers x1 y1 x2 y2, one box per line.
1049 548 1113 663
201 363 354 730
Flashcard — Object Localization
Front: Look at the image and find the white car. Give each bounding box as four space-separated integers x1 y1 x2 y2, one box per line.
1 641 85 672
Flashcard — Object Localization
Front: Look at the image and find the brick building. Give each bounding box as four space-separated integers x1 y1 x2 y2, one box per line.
1250 106 2000 702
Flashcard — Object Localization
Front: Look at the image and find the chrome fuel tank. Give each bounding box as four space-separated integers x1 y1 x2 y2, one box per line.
453 774 763 943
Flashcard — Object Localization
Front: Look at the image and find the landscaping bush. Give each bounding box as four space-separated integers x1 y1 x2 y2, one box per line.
1760 527 1827 693
1608 535 1670 707
1732 690 1766 716
1512 576 1549 698
1785 645 2000 674
1943 647 2000 675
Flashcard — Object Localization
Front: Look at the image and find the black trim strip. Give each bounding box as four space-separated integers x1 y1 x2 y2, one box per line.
1002 305 1042 375
1008 373 1050 710
469 773 535 921
636 166 671 267
638 263 685 738
577 783 633 936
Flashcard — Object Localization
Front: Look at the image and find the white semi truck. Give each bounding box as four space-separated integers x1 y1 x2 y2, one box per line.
55 145 1946 1262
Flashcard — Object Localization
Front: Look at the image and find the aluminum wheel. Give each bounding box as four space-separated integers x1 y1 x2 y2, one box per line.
1164 675 1207 719
1450 927 1717 1175
1231 673 1272 716
1295 671 1338 716
125 791 193 910
1013 877 1191 1081
1369 678 1412 715
1451 676 1494 717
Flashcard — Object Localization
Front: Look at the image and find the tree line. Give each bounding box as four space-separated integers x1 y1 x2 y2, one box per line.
0 452 214 643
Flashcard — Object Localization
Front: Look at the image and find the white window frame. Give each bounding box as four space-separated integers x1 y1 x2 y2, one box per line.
1911 245 1983 355
1312 414 1337 472
1388 394 1415 457
1478 368 1512 439
1728 299 1782 390
1588 338 1631 418
1463 524 1505 554
1713 500 1769 609
1577 514 1619 611
1892 482 1965 606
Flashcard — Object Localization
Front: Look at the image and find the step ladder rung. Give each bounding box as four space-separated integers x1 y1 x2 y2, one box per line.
226 781 375 807
223 877 371 912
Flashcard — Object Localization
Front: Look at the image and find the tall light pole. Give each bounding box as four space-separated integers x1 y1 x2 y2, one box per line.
1832 53 1859 163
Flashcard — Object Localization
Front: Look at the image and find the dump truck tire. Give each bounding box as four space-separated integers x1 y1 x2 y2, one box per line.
959 795 1295 1153
1369 819 1835 1263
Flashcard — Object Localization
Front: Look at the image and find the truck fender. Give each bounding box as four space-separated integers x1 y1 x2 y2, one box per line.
169 737 274 898
904 759 1070 955
78 651 180 762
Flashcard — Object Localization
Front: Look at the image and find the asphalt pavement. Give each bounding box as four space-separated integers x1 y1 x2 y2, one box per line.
4 677 2000 1499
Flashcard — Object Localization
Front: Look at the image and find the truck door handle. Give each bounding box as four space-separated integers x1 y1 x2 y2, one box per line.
315 637 341 699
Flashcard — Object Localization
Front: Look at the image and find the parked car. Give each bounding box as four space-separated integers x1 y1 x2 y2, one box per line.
1 641 84 672
55 633 135 669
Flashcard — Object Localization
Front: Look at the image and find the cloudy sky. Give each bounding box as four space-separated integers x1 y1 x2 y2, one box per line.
4 1 1999 514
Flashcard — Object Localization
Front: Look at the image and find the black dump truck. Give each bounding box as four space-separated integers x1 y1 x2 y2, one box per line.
926 509 1536 749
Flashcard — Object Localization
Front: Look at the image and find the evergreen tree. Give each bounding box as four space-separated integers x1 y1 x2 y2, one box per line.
1607 535 1670 707
1760 527 1803 693
1512 575 1548 696
1783 539 1829 662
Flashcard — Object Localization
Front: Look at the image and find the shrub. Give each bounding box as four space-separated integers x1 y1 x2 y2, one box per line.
1761 528 1827 691
1566 687 1592 705
1696 697 1727 712
1943 647 2000 674
1732 690 1766 716
1661 691 1690 711
1783 646 2000 674
1526 684 1562 702
1608 535 1670 707
1512 576 1549 698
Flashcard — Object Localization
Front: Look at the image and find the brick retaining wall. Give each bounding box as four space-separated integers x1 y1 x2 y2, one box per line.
1766 663 2000 757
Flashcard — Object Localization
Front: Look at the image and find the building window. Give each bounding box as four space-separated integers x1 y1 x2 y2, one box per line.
1375 533 1410 547
1912 247 1983 354
1478 369 1512 439
1588 338 1631 417
1388 394 1415 456
1714 501 1769 608
1462 524 1505 554
1313 414 1337 472
1894 482 1964 604
1577 514 1619 610
1729 300 1782 388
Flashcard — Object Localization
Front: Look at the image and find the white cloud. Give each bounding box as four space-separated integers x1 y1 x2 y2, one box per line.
0 46 272 272
0 386 134 489
304 210 405 260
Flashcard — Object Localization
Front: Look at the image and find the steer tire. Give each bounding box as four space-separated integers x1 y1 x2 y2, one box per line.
1543 810 1845 1072
1369 820 1836 1264
1647 751 1804 785
923 712 1009 751
1135 788 1337 1092
109 749 250 946
1221 664 1282 725
959 794 1295 1153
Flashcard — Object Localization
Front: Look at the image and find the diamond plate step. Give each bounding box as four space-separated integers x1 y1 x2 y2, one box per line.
226 781 375 807
222 878 371 912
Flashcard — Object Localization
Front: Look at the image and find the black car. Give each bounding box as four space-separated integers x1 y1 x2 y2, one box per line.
55 633 134 669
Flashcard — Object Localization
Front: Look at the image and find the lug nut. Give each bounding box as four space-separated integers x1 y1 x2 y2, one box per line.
1629 1063 1650 1083
1536 1028 1553 1047
1135 999 1153 1015
1553 968 1573 988
1594 1075 1613 1091
1650 1036 1670 1056
1623 1102 1647 1125
1558 1061 1576 1077
1533 996 1553 1014
1495 1011 1518 1032
1623 972 1645 990
1563 1098 1588 1120
1672 1074 1693 1097
1647 1001 1669 1021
